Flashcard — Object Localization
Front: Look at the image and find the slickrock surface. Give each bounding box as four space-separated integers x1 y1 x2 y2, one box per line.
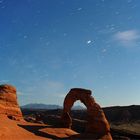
0 114 79 140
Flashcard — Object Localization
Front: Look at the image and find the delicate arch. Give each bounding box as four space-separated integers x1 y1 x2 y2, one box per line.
61 88 111 138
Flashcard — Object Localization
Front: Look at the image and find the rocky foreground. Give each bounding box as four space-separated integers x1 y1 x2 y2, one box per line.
0 84 114 140
0 84 78 140
0 114 79 140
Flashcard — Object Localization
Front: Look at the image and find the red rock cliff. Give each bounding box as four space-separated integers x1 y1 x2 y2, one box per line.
0 84 23 120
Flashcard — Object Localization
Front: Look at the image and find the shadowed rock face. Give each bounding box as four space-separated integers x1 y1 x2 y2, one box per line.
61 88 112 139
0 84 23 120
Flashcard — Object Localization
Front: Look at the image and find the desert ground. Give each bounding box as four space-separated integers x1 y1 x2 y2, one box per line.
0 114 79 140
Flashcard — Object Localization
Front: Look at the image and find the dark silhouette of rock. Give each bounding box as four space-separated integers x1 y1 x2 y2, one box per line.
61 88 112 139
0 84 23 120
103 105 140 122
120 110 132 122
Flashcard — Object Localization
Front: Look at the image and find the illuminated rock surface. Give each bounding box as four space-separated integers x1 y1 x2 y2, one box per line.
61 88 112 140
0 84 23 120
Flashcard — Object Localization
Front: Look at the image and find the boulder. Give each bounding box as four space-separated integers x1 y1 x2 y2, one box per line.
0 84 23 120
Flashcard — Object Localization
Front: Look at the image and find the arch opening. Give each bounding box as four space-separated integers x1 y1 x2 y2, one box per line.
71 100 87 133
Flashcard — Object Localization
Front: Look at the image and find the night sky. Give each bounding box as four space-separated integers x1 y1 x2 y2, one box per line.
0 0 140 106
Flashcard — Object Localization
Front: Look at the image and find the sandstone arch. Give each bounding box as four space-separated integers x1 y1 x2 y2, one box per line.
61 88 112 139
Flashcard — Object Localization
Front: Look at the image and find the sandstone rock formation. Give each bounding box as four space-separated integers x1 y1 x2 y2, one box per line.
0 84 23 120
61 88 112 140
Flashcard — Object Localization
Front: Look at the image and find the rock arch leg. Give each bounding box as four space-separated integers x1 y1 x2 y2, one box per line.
61 112 72 128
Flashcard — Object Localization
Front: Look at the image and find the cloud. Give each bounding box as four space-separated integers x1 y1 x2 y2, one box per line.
0 80 10 83
46 81 64 91
113 30 140 47
57 94 66 98
17 91 25 96
29 80 65 95
77 7 82 11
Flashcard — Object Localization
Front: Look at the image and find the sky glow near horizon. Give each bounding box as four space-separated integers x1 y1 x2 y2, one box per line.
0 0 140 107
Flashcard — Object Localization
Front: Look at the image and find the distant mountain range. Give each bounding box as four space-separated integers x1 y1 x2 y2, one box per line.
21 103 85 110
21 103 62 110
